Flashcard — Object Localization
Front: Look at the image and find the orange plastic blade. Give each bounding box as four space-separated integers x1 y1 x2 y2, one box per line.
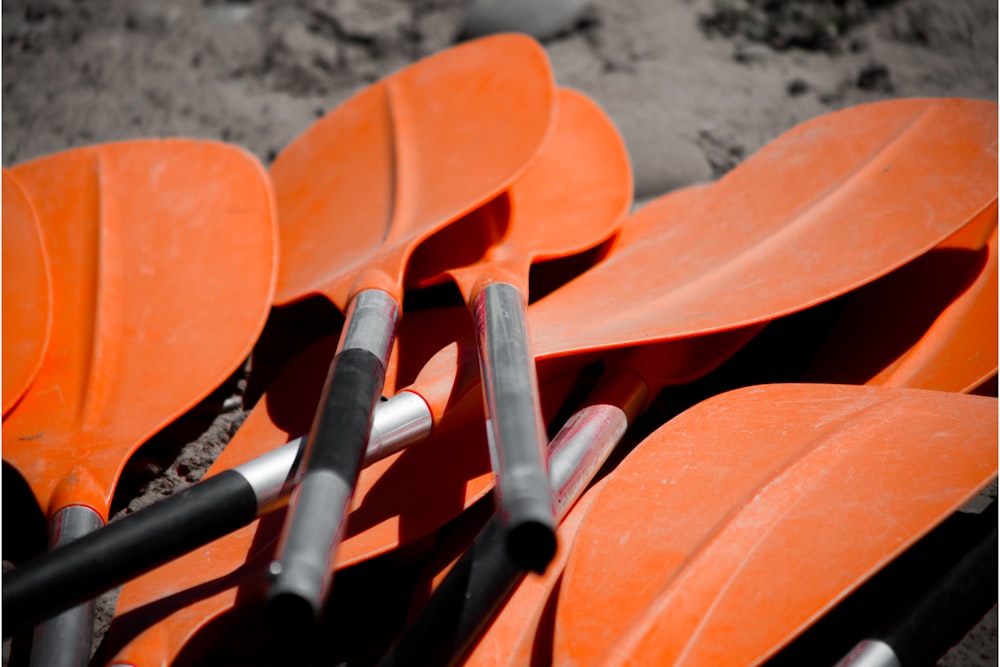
103 312 581 667
2 169 52 416
2 140 277 522
553 384 997 667
406 87 633 298
394 183 707 432
805 221 998 393
526 98 998 359
270 33 555 308
408 99 998 425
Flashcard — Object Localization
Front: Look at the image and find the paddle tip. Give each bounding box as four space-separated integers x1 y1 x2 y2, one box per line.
506 519 558 574
264 556 327 639
264 588 318 641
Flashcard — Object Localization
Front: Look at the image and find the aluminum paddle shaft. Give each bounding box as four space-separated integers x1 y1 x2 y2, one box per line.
1 391 434 636
474 282 556 572
267 289 398 627
835 525 998 667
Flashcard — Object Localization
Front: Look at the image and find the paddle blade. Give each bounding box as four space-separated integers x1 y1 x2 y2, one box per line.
270 34 555 308
553 384 997 666
2 169 51 416
498 87 632 266
406 86 633 295
3 140 277 520
530 98 999 359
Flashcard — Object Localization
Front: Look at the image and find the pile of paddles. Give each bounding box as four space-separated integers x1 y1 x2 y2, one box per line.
2 34 997 667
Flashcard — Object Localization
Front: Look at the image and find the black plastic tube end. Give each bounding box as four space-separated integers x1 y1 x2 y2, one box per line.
265 589 318 642
506 519 557 574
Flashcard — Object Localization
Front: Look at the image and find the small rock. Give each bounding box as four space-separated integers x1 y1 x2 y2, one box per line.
203 3 254 25
819 90 845 105
459 0 589 41
732 41 770 65
417 8 463 54
336 0 410 41
786 78 810 96
696 130 746 179
856 63 893 92
123 1 181 34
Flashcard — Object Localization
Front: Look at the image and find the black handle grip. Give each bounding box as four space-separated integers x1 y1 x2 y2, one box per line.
2 469 258 637
303 347 386 477
880 526 998 664
377 514 524 667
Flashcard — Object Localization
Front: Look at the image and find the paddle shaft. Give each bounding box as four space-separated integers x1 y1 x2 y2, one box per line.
835 526 998 667
377 367 648 666
2 334 748 634
267 288 398 626
28 507 102 667
1 389 433 636
474 282 556 572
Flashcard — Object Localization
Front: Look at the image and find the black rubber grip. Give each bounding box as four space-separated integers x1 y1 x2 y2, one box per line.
2 469 258 637
881 526 998 664
305 347 386 479
377 514 524 667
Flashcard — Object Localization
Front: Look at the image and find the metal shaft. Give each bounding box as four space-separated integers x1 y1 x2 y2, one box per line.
473 282 556 573
30 506 103 667
267 288 398 630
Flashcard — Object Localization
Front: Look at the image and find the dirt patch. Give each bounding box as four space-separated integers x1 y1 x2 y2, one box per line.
699 0 901 52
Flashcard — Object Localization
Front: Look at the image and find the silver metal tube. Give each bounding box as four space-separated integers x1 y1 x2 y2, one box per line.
366 390 434 463
268 287 400 623
235 391 434 514
235 438 303 514
834 640 902 667
548 366 649 518
548 403 630 519
336 288 398 362
31 506 103 667
474 282 555 570
266 470 351 618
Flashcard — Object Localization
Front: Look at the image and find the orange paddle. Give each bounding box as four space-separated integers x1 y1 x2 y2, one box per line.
2 168 52 416
451 221 999 667
552 384 996 667
430 215 999 667
265 33 556 627
402 86 633 571
1 140 277 662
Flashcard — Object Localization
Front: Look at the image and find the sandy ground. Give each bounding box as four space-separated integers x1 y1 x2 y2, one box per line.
2 0 998 665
